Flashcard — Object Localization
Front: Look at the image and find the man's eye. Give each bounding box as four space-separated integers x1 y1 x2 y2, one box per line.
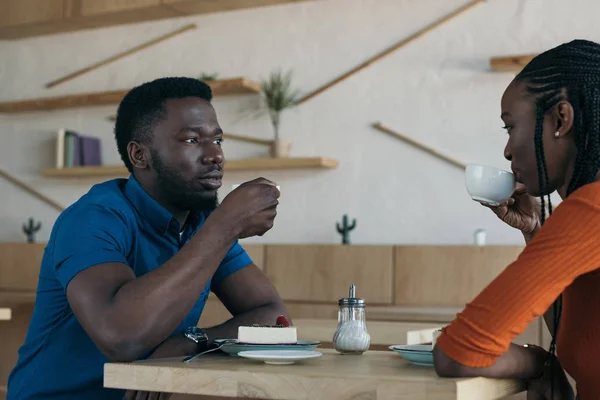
215 138 224 146
185 138 198 143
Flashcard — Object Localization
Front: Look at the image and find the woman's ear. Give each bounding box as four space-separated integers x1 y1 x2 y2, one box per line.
555 100 575 137
127 141 149 170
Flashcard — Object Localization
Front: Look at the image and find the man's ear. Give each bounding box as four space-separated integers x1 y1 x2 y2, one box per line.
127 141 149 170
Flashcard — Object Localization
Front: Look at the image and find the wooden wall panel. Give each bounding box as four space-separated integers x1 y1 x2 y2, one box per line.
0 0 64 28
293 318 443 348
265 245 394 304
241 244 264 270
197 297 231 328
196 244 262 328
285 302 339 320
0 243 45 292
198 303 447 349
394 246 524 307
368 305 461 323
0 243 261 293
199 300 341 328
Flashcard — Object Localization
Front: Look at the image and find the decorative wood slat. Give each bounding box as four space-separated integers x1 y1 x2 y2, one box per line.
1 169 65 212
45 23 197 88
490 54 537 72
296 0 485 104
372 122 467 170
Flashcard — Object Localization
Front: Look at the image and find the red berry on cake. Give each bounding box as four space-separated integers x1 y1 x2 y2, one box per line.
276 315 290 327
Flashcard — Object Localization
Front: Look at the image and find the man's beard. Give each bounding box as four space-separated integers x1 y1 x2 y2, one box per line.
151 151 219 212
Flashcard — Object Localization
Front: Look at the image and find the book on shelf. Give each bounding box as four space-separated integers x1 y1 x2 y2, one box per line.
55 129 102 169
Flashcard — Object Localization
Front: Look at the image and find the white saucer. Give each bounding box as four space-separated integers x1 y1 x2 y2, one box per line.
237 350 322 365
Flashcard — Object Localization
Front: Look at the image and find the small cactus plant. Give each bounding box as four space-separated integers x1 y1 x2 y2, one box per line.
23 217 41 243
336 214 356 245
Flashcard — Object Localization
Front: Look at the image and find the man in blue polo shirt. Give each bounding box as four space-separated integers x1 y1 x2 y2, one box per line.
7 77 289 400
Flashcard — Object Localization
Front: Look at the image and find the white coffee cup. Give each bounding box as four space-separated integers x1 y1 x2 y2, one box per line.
465 164 516 206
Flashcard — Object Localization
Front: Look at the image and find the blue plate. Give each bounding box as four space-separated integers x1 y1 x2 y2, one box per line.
214 339 321 356
389 344 434 367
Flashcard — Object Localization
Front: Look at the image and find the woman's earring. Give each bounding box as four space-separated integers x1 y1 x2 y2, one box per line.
554 131 560 138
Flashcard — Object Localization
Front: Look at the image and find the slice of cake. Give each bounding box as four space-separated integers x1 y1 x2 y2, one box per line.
238 315 297 344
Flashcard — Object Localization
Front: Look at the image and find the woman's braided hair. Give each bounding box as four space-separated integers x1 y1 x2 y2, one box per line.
514 38 600 391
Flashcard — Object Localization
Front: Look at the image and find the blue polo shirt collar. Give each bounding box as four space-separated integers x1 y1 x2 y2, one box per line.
124 175 202 236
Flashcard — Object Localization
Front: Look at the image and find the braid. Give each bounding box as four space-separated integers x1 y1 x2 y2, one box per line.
515 39 600 394
534 106 548 223
567 85 586 193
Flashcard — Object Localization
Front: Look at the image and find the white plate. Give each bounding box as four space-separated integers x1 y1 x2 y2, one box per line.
238 350 322 365
213 339 321 356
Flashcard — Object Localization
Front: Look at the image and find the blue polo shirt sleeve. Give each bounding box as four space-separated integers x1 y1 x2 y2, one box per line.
52 203 131 290
210 241 253 288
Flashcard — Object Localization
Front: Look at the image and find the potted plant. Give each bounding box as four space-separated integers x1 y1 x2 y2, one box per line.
198 72 219 81
260 69 300 158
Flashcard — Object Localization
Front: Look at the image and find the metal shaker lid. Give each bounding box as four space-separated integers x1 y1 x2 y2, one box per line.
338 282 365 307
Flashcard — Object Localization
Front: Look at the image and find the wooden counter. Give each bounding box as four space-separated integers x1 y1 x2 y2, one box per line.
104 349 525 399
2 242 536 399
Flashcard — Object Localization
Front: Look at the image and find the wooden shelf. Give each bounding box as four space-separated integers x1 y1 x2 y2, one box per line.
0 78 260 113
490 54 537 72
41 158 338 177
0 290 36 306
0 1 315 40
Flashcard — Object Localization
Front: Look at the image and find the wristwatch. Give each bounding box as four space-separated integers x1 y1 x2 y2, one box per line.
184 327 209 353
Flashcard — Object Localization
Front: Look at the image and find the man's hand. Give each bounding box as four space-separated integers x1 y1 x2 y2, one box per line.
214 178 280 238
123 335 196 400
527 356 574 400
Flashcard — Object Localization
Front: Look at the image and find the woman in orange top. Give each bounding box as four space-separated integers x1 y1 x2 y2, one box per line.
434 39 600 400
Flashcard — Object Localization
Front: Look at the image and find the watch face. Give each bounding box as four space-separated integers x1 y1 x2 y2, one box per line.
186 327 208 342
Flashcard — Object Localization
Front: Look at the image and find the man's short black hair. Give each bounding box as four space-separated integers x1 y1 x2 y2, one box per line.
114 77 213 172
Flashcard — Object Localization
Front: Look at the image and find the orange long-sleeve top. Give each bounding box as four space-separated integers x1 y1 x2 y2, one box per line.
437 180 600 399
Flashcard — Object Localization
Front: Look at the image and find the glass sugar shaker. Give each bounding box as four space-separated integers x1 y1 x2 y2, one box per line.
332 282 371 354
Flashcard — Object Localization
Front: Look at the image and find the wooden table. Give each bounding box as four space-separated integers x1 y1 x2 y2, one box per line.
104 349 525 399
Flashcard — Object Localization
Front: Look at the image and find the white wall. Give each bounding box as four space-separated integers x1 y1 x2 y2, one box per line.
0 0 590 245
